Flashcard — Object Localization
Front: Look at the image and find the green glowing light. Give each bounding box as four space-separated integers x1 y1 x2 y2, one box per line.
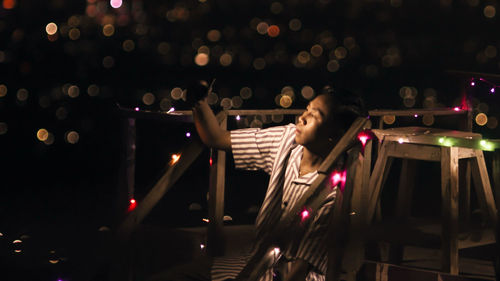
438 137 445 144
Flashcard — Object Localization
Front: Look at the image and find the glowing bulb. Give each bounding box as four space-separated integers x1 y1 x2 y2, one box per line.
491 88 495 93
200 244 205 249
301 209 310 221
167 107 175 113
471 81 475 86
202 218 209 223
128 198 137 212
453 107 460 112
186 132 191 138
414 114 418 118
398 138 404 144
273 247 280 255
171 154 180 164
134 107 139 111
439 137 445 144
209 157 213 166
236 115 241 121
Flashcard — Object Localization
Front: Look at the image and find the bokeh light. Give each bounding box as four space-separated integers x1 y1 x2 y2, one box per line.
310 44 323 57
103 24 115 37
279 95 293 108
207 29 221 42
220 97 232 110
102 56 115 68
68 28 81 40
383 115 396 125
270 2 283 14
267 25 280 37
68 85 80 98
487 116 498 129
422 114 435 126
56 106 68 120
253 58 266 70
240 87 252 99
0 122 8 135
194 53 209 66
110 0 122 9
301 86 315 100
231 96 243 108
327 60 340 72
2 0 15 9
87 84 100 96
142 92 155 105
475 113 488 126
219 53 233 66
484 5 496 18
0 84 7 97
289 18 302 31
65 131 80 144
256 22 269 35
170 88 183 100
37 129 49 141
45 23 58 35
16 88 29 102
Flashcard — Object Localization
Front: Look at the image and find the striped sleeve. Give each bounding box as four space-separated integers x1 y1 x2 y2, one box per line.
231 125 290 174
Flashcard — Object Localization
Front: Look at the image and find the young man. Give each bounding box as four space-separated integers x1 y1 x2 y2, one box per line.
151 85 364 281
190 85 365 281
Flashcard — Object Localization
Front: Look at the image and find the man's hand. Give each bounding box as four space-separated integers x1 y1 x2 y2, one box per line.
184 78 215 108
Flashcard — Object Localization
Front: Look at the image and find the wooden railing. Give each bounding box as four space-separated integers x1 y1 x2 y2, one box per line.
114 108 305 257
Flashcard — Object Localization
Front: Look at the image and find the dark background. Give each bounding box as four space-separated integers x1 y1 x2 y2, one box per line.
0 0 499 280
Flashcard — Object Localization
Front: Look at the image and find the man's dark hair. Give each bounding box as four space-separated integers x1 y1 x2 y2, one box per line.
319 86 367 135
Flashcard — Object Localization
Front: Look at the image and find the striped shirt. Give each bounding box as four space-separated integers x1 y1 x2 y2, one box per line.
211 124 337 281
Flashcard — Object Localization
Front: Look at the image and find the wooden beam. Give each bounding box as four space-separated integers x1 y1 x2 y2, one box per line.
207 116 227 257
368 108 469 117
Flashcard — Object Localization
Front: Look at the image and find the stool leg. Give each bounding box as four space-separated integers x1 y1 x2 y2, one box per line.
441 147 459 275
470 150 498 225
367 142 392 225
390 159 417 264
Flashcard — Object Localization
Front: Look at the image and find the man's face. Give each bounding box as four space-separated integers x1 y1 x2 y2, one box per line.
295 95 332 148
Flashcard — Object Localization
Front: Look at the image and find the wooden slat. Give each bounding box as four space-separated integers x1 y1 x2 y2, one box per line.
440 146 459 275
396 159 416 220
366 142 391 224
369 108 469 117
385 142 442 162
207 117 227 257
470 150 498 225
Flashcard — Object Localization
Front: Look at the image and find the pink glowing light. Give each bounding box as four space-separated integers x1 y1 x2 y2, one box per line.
491 88 495 93
186 132 191 138
301 209 310 221
110 0 122 8
236 115 241 121
357 129 374 148
331 170 347 192
209 157 213 166
453 107 461 112
134 107 139 111
414 114 418 118
471 81 475 86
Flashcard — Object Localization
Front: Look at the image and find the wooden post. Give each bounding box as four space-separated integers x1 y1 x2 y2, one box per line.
207 116 227 257
116 118 136 225
440 146 459 275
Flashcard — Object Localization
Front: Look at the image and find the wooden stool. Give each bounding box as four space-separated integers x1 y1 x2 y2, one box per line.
366 127 498 275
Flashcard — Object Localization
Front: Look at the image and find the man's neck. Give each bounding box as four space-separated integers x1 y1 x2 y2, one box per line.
300 147 325 175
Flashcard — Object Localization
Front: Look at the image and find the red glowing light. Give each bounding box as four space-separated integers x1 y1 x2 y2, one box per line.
357 129 374 153
3 0 15 9
128 198 137 211
267 25 280 37
209 157 213 166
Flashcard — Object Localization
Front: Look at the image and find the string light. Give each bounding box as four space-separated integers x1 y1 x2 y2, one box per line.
330 170 347 192
128 198 137 211
171 153 181 164
470 77 499 95
300 208 310 222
